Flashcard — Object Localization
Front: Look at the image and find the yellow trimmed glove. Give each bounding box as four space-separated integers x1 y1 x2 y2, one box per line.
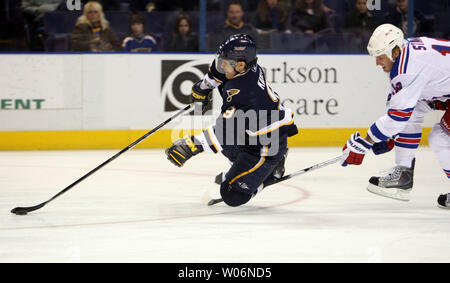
166 136 203 167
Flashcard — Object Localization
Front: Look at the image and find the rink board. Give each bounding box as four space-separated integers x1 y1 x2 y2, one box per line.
0 53 442 150
0 128 434 150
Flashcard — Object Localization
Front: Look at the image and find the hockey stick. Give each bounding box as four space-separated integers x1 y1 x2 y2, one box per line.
11 104 193 215
207 155 342 206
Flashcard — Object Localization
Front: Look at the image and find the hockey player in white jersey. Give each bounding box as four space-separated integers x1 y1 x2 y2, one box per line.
340 23 450 207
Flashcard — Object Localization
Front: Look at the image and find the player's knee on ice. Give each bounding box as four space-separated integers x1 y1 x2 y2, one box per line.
220 182 253 207
218 144 288 206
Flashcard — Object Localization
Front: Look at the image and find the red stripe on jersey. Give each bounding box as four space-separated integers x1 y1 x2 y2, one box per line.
388 110 413 117
396 137 421 144
399 46 406 74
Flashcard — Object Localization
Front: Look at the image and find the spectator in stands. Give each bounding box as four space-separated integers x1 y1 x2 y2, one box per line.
384 0 430 35
207 0 258 50
166 14 199 52
252 0 289 34
290 0 329 35
122 13 158 52
70 1 121 51
220 0 258 39
22 0 61 50
344 0 377 35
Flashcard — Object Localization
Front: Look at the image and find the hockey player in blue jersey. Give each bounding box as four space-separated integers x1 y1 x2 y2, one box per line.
165 34 298 207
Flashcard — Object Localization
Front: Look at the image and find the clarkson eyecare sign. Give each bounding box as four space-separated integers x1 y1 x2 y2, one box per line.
0 53 441 149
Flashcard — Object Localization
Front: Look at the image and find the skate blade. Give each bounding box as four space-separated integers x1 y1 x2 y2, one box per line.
437 204 450 209
367 183 411 201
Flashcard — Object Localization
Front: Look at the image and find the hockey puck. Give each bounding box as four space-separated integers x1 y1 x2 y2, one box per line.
11 208 28 215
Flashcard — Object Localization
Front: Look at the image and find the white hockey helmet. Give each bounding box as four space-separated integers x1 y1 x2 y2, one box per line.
367 24 405 61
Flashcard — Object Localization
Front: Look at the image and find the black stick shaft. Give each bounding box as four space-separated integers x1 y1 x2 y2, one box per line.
12 104 192 214
270 155 342 185
207 155 342 206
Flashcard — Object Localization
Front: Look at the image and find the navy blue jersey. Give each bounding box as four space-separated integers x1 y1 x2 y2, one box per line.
122 35 159 52
195 60 298 156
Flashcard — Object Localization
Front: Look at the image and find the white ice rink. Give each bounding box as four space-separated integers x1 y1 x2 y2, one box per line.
0 147 449 263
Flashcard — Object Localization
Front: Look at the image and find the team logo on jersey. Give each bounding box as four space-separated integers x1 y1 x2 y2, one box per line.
226 89 240 102
161 60 212 114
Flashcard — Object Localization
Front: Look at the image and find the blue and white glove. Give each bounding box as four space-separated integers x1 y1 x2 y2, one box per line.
341 132 373 166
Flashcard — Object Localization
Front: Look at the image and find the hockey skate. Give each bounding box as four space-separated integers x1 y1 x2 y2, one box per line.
437 193 450 209
214 171 225 185
366 158 415 201
272 148 288 179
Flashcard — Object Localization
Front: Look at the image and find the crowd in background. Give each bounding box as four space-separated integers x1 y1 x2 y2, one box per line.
0 0 448 52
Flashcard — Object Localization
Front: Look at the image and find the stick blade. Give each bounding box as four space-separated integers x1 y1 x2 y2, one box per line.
11 207 29 215
11 203 45 215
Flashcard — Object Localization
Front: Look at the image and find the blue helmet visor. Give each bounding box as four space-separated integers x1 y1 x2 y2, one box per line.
215 53 237 74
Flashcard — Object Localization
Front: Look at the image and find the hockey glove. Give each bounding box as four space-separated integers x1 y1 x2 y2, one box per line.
166 136 203 167
341 132 373 166
191 80 212 113
372 139 395 155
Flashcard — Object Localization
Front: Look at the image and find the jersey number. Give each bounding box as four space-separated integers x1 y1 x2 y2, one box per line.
432 45 450 56
432 39 450 56
222 106 236 119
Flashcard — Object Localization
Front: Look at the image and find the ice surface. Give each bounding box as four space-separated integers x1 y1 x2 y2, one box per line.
0 147 448 263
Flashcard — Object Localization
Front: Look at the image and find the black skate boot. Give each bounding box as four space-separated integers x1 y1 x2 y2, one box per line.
437 193 450 209
272 148 288 179
214 172 224 185
258 148 289 188
367 158 415 201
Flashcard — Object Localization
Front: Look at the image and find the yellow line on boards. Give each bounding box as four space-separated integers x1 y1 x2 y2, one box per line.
0 128 432 150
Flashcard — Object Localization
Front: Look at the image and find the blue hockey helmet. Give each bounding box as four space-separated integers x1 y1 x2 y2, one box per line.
215 34 257 74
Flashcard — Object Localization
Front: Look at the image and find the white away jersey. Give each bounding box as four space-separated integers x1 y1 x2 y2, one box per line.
368 37 450 142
